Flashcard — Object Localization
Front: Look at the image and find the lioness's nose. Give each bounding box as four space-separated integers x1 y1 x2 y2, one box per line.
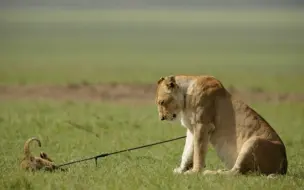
160 116 165 121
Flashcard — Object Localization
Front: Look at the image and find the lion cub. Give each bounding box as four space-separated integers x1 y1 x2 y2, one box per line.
20 137 59 171
155 75 287 176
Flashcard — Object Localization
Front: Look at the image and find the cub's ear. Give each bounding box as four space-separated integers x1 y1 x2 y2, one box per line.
40 152 53 162
157 77 165 84
165 75 176 89
40 152 47 158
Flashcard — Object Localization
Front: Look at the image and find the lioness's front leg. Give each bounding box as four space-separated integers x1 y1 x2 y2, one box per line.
186 123 209 174
174 129 194 173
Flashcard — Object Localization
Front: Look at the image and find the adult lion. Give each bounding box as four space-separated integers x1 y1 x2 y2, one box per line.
155 75 287 176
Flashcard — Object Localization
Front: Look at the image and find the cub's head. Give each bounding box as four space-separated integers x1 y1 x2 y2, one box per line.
155 75 183 121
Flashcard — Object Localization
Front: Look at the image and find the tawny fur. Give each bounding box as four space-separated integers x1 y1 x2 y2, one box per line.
155 75 287 176
20 137 60 172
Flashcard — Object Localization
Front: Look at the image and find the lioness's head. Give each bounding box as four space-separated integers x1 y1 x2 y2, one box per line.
156 75 183 121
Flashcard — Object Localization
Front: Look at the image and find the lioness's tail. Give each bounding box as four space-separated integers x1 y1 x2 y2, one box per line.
281 152 288 175
24 137 41 158
279 146 288 175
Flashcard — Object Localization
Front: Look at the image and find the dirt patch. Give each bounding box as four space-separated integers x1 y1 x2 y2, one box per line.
0 83 303 104
0 83 156 103
226 85 304 104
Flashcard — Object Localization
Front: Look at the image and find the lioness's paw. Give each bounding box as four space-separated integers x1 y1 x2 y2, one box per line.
203 170 218 175
184 169 200 175
173 167 185 174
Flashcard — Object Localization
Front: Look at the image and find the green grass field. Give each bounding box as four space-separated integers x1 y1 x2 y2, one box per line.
0 9 304 190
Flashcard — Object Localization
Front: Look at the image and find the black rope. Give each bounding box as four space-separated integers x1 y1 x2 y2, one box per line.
56 135 186 168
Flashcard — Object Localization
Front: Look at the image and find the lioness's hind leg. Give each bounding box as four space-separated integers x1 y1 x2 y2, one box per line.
203 138 259 176
203 137 261 176
202 170 218 175
230 137 287 175
204 137 287 176
203 168 240 176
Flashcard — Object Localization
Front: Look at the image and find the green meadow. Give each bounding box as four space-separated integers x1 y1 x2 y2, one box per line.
0 9 303 189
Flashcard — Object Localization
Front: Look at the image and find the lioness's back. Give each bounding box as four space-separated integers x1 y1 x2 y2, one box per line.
231 98 283 142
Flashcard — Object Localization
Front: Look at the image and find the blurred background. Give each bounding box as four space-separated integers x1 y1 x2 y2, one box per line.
0 0 303 92
1 2 304 189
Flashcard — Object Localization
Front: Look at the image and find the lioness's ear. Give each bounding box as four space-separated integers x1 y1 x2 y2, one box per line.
157 77 165 84
167 75 175 81
166 75 176 89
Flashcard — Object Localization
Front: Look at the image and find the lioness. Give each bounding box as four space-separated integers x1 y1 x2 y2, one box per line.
20 137 60 171
155 75 287 176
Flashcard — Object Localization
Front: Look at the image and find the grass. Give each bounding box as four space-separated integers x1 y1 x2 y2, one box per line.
0 8 304 190
0 101 304 189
